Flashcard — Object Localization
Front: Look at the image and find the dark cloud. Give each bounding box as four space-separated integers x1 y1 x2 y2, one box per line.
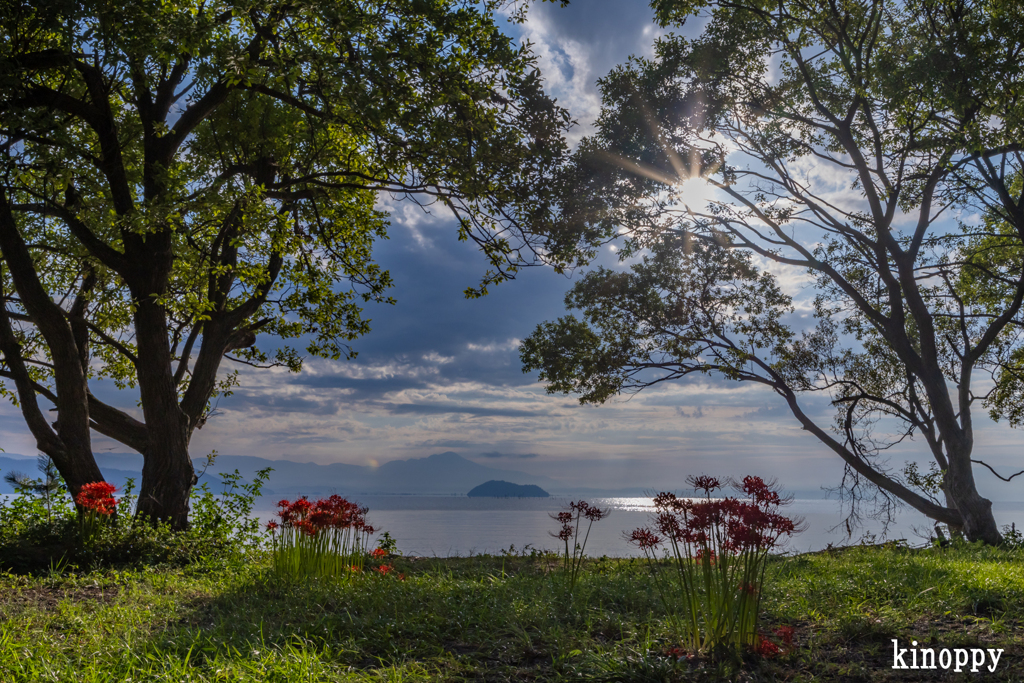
223 392 340 415
268 432 349 445
378 402 545 418
676 405 705 419
411 439 478 449
477 451 541 459
291 373 432 400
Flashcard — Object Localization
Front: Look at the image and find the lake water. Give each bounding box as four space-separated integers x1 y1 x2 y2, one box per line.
6 493 1020 556
254 496 1024 557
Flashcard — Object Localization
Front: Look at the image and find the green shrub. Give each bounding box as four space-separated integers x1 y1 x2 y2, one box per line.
0 460 272 573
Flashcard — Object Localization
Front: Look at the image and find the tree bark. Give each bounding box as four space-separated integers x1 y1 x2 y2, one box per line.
128 253 196 529
0 196 105 498
946 445 1003 544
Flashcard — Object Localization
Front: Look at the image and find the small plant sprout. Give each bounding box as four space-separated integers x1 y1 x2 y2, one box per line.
628 475 801 660
376 531 400 556
550 499 609 592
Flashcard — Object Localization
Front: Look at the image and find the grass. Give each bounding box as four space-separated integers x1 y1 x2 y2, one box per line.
0 543 1021 681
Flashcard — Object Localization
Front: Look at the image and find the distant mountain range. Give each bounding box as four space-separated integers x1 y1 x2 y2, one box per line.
0 451 608 497
0 451 836 499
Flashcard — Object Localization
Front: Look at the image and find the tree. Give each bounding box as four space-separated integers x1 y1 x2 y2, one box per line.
521 0 1024 544
0 0 572 527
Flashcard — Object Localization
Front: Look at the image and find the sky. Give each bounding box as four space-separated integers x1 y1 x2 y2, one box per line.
1 0 1021 503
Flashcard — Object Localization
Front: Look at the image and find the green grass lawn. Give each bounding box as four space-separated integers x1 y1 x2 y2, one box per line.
1 544 1021 682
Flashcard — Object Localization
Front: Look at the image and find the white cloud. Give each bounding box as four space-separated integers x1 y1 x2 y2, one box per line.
516 10 603 145
466 338 521 353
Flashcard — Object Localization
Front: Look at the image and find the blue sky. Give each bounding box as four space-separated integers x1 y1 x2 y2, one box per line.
1 0 1021 501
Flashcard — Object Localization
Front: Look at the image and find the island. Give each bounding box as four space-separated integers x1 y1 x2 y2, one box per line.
467 480 550 498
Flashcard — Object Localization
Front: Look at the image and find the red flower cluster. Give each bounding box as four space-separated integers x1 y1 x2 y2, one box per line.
628 528 661 550
570 500 609 522
688 475 721 494
551 500 609 541
371 548 388 559
373 563 405 580
774 626 795 647
757 638 781 658
552 511 574 541
629 476 799 556
754 627 795 659
75 482 118 516
274 495 371 536
742 475 782 506
695 548 717 565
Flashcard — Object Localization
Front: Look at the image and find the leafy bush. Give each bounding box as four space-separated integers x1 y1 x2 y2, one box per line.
0 460 272 573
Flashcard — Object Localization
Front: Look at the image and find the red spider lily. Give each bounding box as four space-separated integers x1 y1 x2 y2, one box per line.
271 495 379 581
627 528 661 550
688 475 721 494
653 491 693 514
663 646 687 660
278 497 313 525
274 496 370 533
655 511 685 542
552 500 609 591
683 529 709 545
568 500 589 513
550 510 575 542
631 476 801 660
653 491 678 510
75 482 118 515
295 519 318 537
695 548 717 565
774 626 795 648
756 638 781 658
567 500 610 522
266 521 279 531
376 563 394 575
741 475 784 507
371 548 388 559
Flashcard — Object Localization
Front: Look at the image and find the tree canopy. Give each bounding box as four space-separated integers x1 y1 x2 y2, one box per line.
522 0 1024 543
0 0 572 525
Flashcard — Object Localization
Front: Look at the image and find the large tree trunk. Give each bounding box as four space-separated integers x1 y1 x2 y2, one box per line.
951 492 1001 545
137 437 196 529
946 447 1002 545
130 279 196 529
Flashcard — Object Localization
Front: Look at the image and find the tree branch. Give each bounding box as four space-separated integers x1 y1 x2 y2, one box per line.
971 459 1024 483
